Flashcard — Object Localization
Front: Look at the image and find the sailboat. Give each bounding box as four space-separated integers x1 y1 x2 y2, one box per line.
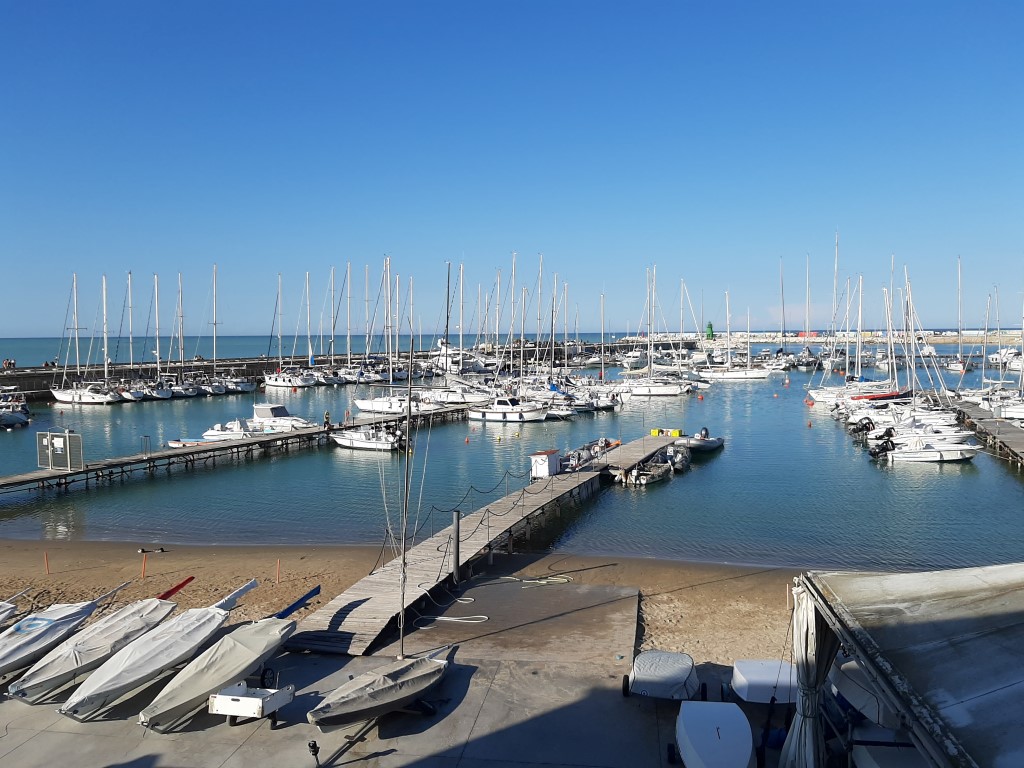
50 274 122 404
264 273 316 388
699 292 772 381
308 302 448 732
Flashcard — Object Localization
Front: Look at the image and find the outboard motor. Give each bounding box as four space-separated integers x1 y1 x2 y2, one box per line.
850 417 875 435
868 439 896 459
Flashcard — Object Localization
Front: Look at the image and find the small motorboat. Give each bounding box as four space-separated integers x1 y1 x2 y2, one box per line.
868 437 979 463
307 654 448 731
467 396 549 423
674 427 725 452
330 425 405 451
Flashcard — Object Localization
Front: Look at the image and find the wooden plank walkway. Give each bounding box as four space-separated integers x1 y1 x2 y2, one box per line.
958 402 1024 470
289 433 679 655
0 404 469 493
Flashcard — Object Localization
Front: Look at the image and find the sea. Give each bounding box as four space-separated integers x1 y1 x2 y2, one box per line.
1 335 1023 573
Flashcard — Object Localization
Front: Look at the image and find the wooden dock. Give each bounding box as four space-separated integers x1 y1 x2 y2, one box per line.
958 402 1024 470
0 404 469 494
288 433 679 655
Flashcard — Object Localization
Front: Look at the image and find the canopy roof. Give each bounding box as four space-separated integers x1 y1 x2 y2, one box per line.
802 563 1024 768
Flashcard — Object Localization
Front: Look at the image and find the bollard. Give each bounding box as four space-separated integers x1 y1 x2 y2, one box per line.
44 550 50 575
141 552 148 579
452 510 461 584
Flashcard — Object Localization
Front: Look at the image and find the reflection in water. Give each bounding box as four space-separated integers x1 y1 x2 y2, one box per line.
0 365 1022 571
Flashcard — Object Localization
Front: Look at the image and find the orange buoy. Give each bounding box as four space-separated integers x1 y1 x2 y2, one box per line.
773 393 778 398
697 394 704 401
465 436 470 444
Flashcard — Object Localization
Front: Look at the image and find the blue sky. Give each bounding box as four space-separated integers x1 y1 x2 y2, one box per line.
2 2 1022 339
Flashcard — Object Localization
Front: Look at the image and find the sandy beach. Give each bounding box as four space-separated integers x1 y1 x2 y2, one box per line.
0 538 798 666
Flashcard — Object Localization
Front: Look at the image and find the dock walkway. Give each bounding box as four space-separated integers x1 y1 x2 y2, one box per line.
0 404 469 494
958 402 1024 470
289 432 678 655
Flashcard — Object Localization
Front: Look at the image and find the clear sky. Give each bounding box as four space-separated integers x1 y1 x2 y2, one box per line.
2 2 1022 340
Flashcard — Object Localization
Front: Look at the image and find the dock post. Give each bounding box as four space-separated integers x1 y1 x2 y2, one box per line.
452 510 461 584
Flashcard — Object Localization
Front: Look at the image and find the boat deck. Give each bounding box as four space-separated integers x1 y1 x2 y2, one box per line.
288 432 678 655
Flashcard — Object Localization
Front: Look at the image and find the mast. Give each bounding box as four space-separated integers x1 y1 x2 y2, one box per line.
600 292 606 381
725 291 732 368
72 272 81 377
346 262 352 366
398 284 414 661
855 275 863 379
153 273 162 379
276 273 283 369
306 270 313 368
212 264 218 375
329 266 336 367
102 273 109 382
127 271 135 371
458 263 464 369
177 272 185 372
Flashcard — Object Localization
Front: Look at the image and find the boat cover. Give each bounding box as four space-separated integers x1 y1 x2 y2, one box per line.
308 656 447 728
138 617 296 731
0 601 99 681
628 650 700 700
59 606 229 719
9 598 177 703
730 659 797 704
675 701 754 768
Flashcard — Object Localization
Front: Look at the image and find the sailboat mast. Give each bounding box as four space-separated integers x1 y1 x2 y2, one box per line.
276 273 283 368
177 272 185 370
127 271 135 371
72 272 81 376
212 264 218 375
600 293 606 381
154 273 161 378
102 273 109 382
398 282 415 661
306 271 313 368
346 262 352 366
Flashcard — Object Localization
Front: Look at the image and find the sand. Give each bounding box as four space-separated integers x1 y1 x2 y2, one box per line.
0 539 799 667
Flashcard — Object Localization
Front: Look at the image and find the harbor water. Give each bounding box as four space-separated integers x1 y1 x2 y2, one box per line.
1 338 1022 572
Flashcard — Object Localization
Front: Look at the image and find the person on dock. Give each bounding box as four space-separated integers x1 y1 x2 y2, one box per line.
323 410 331 430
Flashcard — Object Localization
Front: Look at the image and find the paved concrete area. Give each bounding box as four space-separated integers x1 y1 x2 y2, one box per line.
1 568 690 768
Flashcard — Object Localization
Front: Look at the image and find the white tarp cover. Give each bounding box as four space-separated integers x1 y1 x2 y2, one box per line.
779 584 841 768
629 650 700 700
803 563 1024 768
9 598 177 703
138 617 296 731
307 656 447 728
0 601 99 680
59 606 229 719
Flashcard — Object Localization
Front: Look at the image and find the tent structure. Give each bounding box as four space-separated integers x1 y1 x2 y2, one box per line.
780 563 1024 768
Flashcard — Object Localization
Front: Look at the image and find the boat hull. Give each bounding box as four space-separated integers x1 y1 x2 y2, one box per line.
307 656 447 730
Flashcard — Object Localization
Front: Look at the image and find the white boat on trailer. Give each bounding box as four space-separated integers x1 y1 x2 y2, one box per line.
307 653 448 731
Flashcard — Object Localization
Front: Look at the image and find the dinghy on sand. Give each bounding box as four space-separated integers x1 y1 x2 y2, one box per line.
58 579 257 721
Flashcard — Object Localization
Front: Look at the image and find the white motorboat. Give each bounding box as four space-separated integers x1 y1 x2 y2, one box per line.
8 577 193 704
138 586 318 732
59 579 257 721
264 368 316 388
0 387 30 428
674 428 725 452
307 654 448 731
248 402 317 430
674 701 755 768
331 425 406 451
869 437 980 463
354 394 442 415
201 418 272 442
468 396 549 422
0 583 129 686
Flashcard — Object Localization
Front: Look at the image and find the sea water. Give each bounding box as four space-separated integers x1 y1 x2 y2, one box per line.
1 342 1022 572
